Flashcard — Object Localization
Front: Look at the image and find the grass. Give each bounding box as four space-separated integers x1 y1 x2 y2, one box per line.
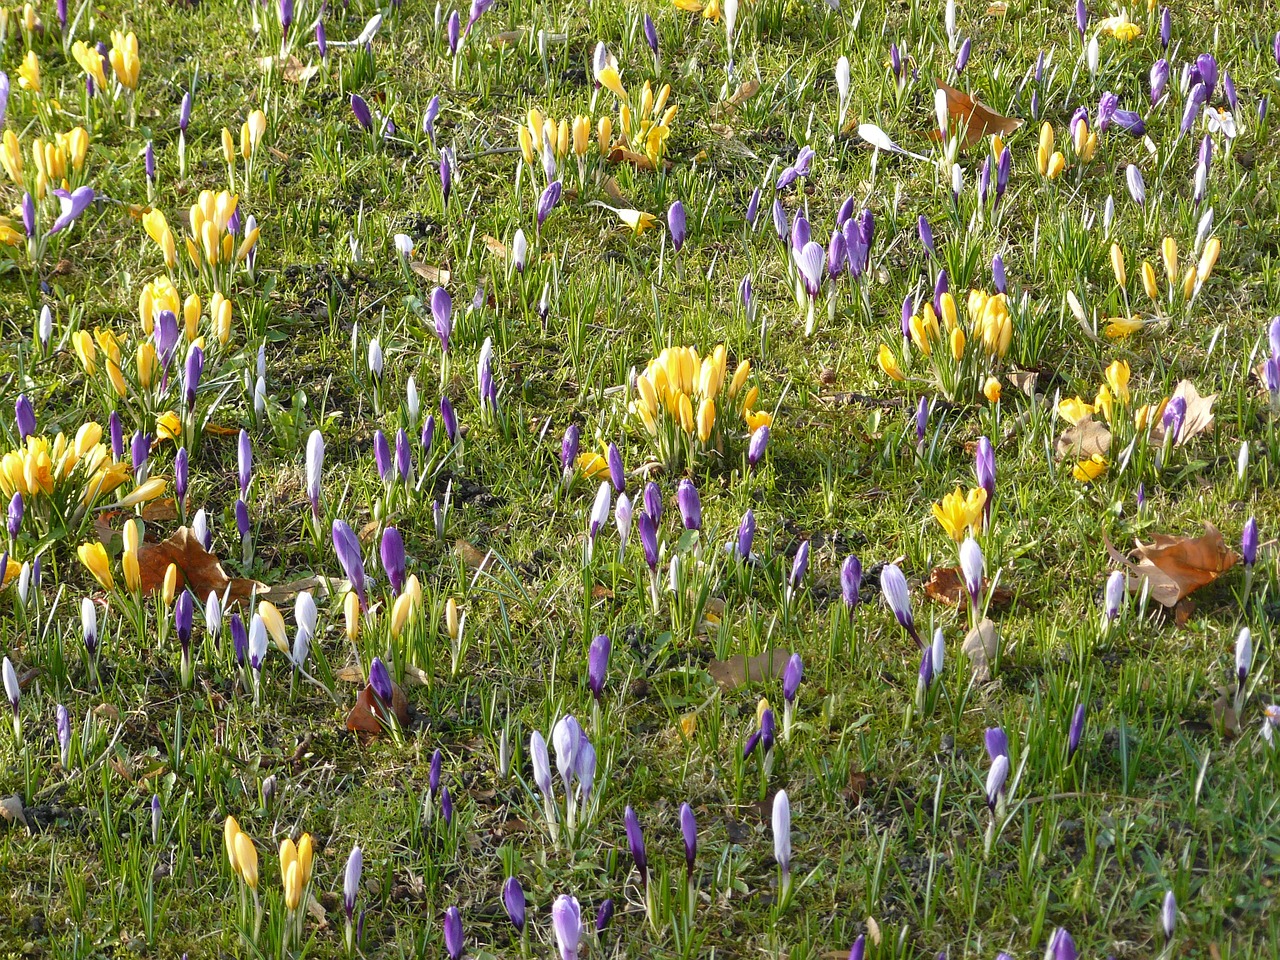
0 0 1279 956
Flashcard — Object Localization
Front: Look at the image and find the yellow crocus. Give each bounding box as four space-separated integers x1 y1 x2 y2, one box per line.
224 817 242 876
1036 122 1053 176
390 592 414 638
1141 261 1159 300
259 600 289 653
1196 237 1220 283
344 589 361 641
72 40 108 89
1104 315 1145 339
1057 396 1095 425
1072 455 1108 483
1161 236 1178 285
877 343 905 381
696 397 715 443
156 410 181 442
983 376 1002 404
115 477 168 509
18 50 40 93
614 208 657 235
950 326 966 361
595 64 627 101
1110 243 1126 288
931 486 987 541
73 330 97 375
296 833 314 887
1104 360 1130 404
78 542 114 591
234 832 259 889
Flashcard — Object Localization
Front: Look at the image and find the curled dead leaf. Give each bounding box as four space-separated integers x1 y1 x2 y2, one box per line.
1055 420 1113 459
410 262 451 284
924 567 1013 610
1148 380 1216 447
1104 522 1238 607
0 794 26 828
708 649 791 691
454 539 494 573
928 80 1023 149
962 618 999 682
344 681 410 735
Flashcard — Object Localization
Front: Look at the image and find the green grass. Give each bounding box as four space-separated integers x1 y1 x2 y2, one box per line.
1 0 1279 957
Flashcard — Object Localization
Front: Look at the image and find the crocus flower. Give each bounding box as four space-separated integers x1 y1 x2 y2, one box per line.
794 241 825 299
477 338 497 414
132 431 151 483
1113 109 1145 136
841 556 861 607
783 654 803 703
1150 59 1169 103
81 597 98 656
237 429 253 498
1162 394 1187 442
3 656 20 718
551 896 582 960
1236 628 1252 690
615 493 633 556
248 614 268 672
1075 0 1086 35
1162 891 1177 941
772 199 787 242
637 511 659 573
748 425 769 469
644 13 659 54
737 509 756 560
959 537 984 612
1104 570 1126 623
985 754 1009 809
537 181 563 228
305 430 324 517
57 703 70 766
343 846 362 921
184 345 204 409
655 199 687 260
332 520 367 608
48 187 94 235
447 10 461 53
512 228 527 271
441 396 458 444
1242 517 1258 567
676 479 701 530
587 482 611 560
607 443 625 493
380 527 406 596
643 481 662 524
596 899 614 933
1126 165 1145 206
500 877 526 933
440 149 453 207
624 806 648 884
230 613 248 667
745 188 761 229
14 396 34 441
587 634 610 701
561 424 580 482
849 936 866 960
351 94 372 131
680 802 696 874
1159 6 1171 47
1049 928 1077 960
880 563 920 644
772 790 792 881
21 193 35 238
788 541 809 597
443 906 463 960
1056 707 1084 766
368 656 392 704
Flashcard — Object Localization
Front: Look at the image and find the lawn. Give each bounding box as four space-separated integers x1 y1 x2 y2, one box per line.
0 0 1279 957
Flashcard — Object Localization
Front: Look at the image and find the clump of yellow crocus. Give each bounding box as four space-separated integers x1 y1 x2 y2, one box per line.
931 486 987 541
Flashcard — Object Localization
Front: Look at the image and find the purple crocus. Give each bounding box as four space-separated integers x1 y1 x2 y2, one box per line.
587 634 610 701
748 425 769 470
596 899 614 934
431 287 452 352
561 424 580 481
21 192 35 238
537 180 563 228
380 526 406 596
7 493 22 539
676 479 701 530
788 541 810 593
1150 59 1169 104
1068 703 1086 757
880 563 920 645
14 395 34 440
237 429 252 498
332 520 368 608
184 345 204 409
48 187 94 235
1162 394 1187 442
737 509 755 560
745 187 761 228
395 428 411 482
643 481 661 524
607 443 624 493
131 431 150 483
344 846 362 922
351 94 373 131
795 241 825 299
1075 0 1087 36
624 806 648 886
644 14 659 55
955 37 970 74
440 148 453 207
782 653 803 703
1112 109 1145 136
668 200 687 252
552 896 582 960
1196 54 1218 100
985 726 1010 761
368 656 392 703
443 907 463 960
145 141 156 182
174 448 188 504
680 803 697 874
1242 517 1258 567
441 395 458 444
503 877 525 932
235 499 250 540
1160 7 1171 48
975 437 995 524
841 555 861 608
637 511 659 573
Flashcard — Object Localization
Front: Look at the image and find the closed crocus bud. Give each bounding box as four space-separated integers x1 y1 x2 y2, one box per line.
1049 927 1077 960
174 591 194 648
421 415 436 453
668 200 687 252
676 479 701 530
841 555 861 608
1236 628 1252 689
395 428 411 483
959 537 984 610
848 935 866 960
1150 58 1169 104
247 614 268 671
368 656 392 703
782 653 803 703
343 845 362 921
351 94 372 131
637 511 659 572
503 876 526 932
537 180 563 228
380 526 406 596
529 730 553 798
81 597 98 655
607 442 625 493
1160 6 1171 48
551 895 582 960
57 703 70 766
737 509 756 560
3 656 20 715
788 541 809 592
235 499 251 540
230 613 248 667
983 727 1010 764
1126 164 1145 207
772 789 791 876
986 754 1009 809
1242 517 1258 567
443 906 463 960
615 493 633 554
560 424 580 480
1068 703 1086 757
332 520 367 608
14 395 35 440
587 634 610 701
624 806 648 884
373 429 392 483
643 481 662 523
1162 890 1177 941
7 493 22 539
880 563 919 644
511 228 527 271
1104 570 1126 622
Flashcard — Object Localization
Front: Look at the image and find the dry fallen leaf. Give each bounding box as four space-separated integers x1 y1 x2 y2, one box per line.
608 146 659 171
135 526 264 603
410 262 451 284
483 235 507 261
1104 522 1238 607
708 649 791 691
924 566 1013 609
1055 420 1113 459
0 795 26 828
489 28 526 47
454 539 494 573
962 618 999 682
928 80 1023 149
344 681 411 735
845 769 870 803
1212 685 1240 736
1148 380 1216 447
600 177 631 207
